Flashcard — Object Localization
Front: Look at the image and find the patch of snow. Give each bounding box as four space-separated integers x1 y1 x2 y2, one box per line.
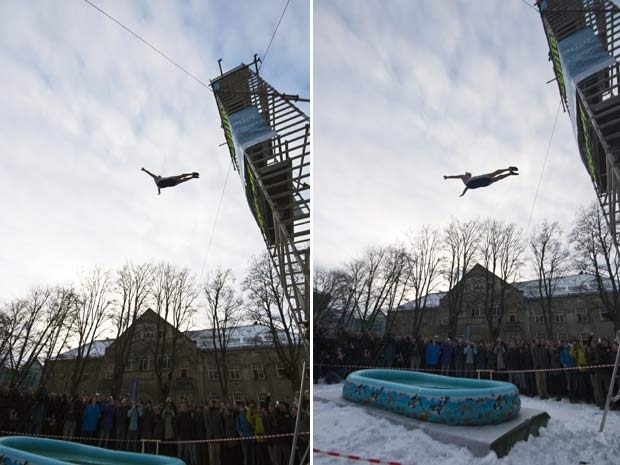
313 382 620 465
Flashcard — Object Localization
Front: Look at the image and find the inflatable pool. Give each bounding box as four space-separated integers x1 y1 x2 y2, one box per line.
0 436 185 465
342 369 520 426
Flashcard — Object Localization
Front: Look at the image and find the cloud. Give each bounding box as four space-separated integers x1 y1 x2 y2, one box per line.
314 0 594 271
0 0 309 299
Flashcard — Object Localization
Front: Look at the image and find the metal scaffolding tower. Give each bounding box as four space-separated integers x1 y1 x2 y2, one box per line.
210 57 310 347
538 0 620 244
537 0 620 431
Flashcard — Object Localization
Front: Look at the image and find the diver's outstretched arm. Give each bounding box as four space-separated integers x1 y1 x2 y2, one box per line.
141 167 158 180
444 174 466 180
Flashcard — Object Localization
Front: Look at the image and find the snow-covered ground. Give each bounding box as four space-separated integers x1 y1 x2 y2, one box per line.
313 382 620 465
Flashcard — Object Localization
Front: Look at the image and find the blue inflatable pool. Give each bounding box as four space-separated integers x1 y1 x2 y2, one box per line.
0 436 185 465
342 369 520 426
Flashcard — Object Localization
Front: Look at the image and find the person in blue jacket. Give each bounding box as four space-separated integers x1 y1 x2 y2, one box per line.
560 340 578 403
81 396 101 443
236 403 255 465
425 337 440 371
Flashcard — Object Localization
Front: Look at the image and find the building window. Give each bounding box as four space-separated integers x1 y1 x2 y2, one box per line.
126 359 135 371
207 369 219 381
252 362 265 380
82 372 88 381
258 392 269 403
492 303 500 316
232 392 244 403
229 368 241 380
105 369 113 380
580 332 590 343
209 392 221 402
599 309 611 320
575 308 588 322
161 355 171 370
557 332 568 341
471 305 482 318
140 359 152 371
58 373 65 383
534 314 544 324
276 363 285 378
440 318 449 326
143 329 154 340
536 333 546 340
554 313 566 323
508 314 517 323
473 283 483 291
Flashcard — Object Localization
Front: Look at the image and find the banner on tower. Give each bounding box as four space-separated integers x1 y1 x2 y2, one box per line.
229 106 277 183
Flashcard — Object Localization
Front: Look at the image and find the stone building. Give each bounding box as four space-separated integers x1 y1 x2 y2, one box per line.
43 309 302 404
387 264 616 342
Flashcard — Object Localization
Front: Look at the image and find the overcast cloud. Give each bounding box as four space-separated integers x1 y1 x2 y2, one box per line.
0 0 309 299
314 0 596 274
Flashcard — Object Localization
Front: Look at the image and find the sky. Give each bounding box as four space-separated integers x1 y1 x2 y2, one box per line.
0 0 309 300
313 0 598 275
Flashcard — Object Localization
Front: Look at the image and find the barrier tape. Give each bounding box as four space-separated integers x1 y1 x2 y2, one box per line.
313 448 404 465
316 362 620 375
0 430 309 445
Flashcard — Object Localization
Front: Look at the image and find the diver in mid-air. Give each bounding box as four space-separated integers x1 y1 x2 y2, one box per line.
141 167 199 195
444 166 518 197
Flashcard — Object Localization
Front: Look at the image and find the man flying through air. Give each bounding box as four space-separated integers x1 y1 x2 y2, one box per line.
141 167 199 195
444 166 518 197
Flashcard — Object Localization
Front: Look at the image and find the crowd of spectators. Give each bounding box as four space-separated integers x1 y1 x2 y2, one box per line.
316 328 620 408
0 385 309 465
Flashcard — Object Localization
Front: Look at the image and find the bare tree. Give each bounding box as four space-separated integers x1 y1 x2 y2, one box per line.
570 202 620 331
203 268 243 399
342 245 411 333
27 286 77 387
478 219 525 339
530 221 571 339
443 219 480 338
109 263 154 398
68 268 114 397
244 254 304 396
150 263 198 401
397 226 442 337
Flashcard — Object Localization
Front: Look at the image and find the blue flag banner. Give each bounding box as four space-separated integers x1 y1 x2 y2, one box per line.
130 379 138 401
228 106 277 183
557 27 616 139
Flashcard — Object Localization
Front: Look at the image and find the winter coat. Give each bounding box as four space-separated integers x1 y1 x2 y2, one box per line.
425 343 440 366
464 345 477 365
440 342 454 365
204 407 224 439
100 403 116 432
81 403 101 433
560 346 577 368
236 410 254 437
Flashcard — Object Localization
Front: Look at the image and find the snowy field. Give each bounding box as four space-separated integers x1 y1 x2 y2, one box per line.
313 382 620 465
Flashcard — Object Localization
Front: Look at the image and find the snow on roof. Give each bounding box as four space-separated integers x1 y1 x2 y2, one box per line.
398 292 447 311
57 325 293 360
186 324 291 349
515 273 614 298
396 274 614 311
58 340 113 359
